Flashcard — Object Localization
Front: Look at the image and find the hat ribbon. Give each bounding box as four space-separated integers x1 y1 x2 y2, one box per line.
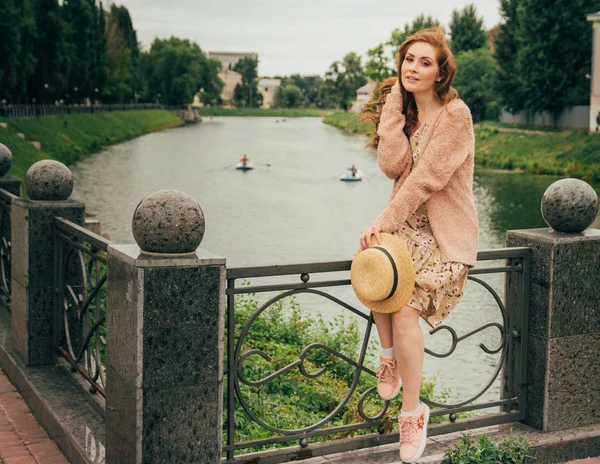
372 246 398 300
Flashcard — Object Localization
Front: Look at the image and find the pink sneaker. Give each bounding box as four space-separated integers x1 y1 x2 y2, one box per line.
398 403 430 463
376 356 401 400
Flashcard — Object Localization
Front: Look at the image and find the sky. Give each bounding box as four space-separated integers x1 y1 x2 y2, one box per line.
115 0 503 77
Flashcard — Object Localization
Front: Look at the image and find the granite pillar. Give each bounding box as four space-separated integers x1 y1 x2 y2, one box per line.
105 244 225 464
0 176 21 196
10 199 85 365
506 228 600 432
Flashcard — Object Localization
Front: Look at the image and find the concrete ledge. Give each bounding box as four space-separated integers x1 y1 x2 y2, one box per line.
269 421 600 464
0 309 105 464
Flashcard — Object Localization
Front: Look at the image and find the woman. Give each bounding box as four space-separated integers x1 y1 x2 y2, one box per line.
360 27 479 463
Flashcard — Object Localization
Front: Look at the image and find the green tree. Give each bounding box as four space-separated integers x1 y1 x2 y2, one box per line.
454 48 499 121
515 0 600 118
449 4 487 54
233 57 262 107
493 0 523 113
28 0 71 103
364 44 392 82
111 5 141 100
319 52 366 110
147 37 221 106
91 0 107 100
278 84 304 107
14 0 37 103
63 0 96 102
388 14 443 50
0 0 21 102
274 74 322 107
102 4 133 103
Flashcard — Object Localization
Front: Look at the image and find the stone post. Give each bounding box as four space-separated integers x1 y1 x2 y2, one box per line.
0 144 21 196
506 179 600 432
11 160 84 366
106 189 225 463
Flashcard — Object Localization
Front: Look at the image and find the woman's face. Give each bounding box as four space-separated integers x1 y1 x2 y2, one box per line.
400 42 440 95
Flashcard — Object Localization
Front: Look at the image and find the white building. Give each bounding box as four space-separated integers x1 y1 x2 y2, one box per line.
349 81 378 113
207 51 258 71
258 78 281 108
217 69 243 107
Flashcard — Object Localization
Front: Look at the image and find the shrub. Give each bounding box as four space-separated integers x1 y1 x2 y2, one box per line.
442 433 533 464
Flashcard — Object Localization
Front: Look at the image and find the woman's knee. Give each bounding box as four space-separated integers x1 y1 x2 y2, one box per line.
391 306 420 333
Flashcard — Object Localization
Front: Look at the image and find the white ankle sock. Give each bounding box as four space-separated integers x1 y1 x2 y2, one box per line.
400 405 421 416
380 347 395 358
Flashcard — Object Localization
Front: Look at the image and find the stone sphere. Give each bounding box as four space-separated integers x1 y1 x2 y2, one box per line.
541 178 598 233
24 160 73 201
0 144 13 177
132 189 205 254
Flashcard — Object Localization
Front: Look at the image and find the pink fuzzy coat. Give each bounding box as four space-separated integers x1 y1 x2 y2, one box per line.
372 84 479 267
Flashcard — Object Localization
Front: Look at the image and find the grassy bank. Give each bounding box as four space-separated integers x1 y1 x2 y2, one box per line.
323 111 600 182
198 107 333 117
0 110 183 179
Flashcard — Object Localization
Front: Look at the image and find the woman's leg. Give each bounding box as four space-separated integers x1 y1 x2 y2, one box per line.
392 305 429 463
372 312 401 399
372 312 393 349
391 306 424 411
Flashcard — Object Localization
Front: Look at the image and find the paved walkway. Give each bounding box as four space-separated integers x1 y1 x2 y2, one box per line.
0 368 68 464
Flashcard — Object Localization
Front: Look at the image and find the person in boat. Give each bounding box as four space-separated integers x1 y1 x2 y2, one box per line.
240 154 250 167
358 27 478 463
350 164 357 177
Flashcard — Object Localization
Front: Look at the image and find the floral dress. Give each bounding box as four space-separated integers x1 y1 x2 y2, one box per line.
392 122 469 329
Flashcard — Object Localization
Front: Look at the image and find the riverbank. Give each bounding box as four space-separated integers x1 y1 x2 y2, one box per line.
323 111 600 182
0 110 183 178
198 107 333 117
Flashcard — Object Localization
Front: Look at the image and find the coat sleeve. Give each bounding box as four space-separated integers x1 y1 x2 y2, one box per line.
372 104 474 233
376 82 412 180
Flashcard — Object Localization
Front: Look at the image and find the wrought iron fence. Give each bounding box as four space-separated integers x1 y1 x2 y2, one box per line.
224 247 531 462
54 217 111 398
0 189 17 311
0 103 163 119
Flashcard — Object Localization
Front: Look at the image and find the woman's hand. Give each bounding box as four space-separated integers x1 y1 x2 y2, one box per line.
360 226 382 251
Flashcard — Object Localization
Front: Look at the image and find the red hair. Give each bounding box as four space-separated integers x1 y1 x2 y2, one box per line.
362 27 458 148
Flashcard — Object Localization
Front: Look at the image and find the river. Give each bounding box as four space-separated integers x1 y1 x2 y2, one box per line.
70 116 599 407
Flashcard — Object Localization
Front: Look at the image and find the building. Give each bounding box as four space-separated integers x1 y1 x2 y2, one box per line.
208 51 259 107
218 69 243 107
258 78 281 108
349 81 378 113
207 51 258 71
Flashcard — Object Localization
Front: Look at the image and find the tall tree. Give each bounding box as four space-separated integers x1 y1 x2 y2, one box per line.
111 5 140 99
14 0 37 103
147 37 221 106
63 0 96 102
515 0 599 117
319 52 367 110
233 57 262 107
103 4 133 102
91 0 107 100
449 4 487 54
493 0 522 113
364 44 392 82
28 0 70 103
454 48 499 121
388 14 443 50
0 0 21 103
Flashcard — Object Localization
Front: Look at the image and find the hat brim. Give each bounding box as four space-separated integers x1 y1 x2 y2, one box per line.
350 233 416 314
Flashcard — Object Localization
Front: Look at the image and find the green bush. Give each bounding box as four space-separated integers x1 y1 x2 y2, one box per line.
226 290 467 452
442 434 533 464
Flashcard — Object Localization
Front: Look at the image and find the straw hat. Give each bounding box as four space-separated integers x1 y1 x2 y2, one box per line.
350 233 416 314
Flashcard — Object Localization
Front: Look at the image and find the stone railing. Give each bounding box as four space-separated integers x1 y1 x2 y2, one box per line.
0 139 598 463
